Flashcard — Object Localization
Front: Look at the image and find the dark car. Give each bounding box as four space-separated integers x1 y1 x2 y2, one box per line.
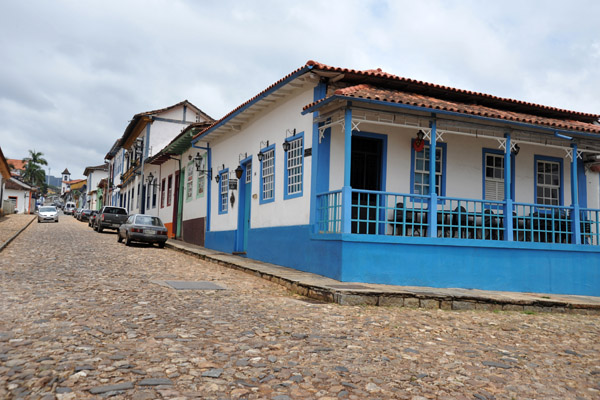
95 206 128 232
117 214 168 248
79 209 93 221
88 210 98 227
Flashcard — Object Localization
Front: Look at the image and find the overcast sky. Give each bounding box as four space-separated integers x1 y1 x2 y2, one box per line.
1 0 599 180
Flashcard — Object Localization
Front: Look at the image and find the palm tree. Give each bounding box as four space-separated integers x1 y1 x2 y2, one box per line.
22 162 46 187
21 150 48 187
23 150 48 167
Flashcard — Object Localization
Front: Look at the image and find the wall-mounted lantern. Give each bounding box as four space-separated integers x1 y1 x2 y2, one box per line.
257 141 269 161
282 128 296 152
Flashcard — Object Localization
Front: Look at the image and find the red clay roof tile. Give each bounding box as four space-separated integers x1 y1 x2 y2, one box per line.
311 84 600 134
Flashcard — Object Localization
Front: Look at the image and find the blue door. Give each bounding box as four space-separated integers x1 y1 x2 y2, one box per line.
235 160 252 253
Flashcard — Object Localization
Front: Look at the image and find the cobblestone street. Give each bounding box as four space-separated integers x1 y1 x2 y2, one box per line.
1 215 599 399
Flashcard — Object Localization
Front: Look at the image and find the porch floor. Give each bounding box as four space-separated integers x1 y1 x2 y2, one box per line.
166 239 600 314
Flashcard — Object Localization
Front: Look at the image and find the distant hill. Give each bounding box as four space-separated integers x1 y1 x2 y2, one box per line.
47 175 62 187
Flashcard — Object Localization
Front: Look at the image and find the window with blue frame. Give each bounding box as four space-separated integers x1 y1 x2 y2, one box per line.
219 169 229 214
535 156 562 206
284 132 303 199
411 141 446 196
482 148 515 201
260 146 275 203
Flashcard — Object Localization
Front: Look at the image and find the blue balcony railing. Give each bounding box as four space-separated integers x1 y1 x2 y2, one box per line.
315 189 600 246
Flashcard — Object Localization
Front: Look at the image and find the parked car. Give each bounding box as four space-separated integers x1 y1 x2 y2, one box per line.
79 209 93 221
95 206 128 232
37 206 59 223
118 214 168 248
63 202 76 215
88 210 98 227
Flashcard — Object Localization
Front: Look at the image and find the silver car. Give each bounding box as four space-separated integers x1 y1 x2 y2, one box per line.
37 206 59 223
117 214 168 248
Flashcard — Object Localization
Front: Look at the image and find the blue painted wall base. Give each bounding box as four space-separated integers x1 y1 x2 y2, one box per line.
204 226 600 296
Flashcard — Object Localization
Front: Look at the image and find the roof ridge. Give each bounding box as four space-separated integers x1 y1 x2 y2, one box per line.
306 60 600 120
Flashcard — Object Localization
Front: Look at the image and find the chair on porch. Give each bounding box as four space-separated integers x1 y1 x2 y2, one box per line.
451 206 478 239
388 202 427 236
512 212 531 242
481 209 502 240
389 203 451 238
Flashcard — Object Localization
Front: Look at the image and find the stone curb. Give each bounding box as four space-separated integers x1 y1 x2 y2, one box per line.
0 216 36 253
165 241 600 315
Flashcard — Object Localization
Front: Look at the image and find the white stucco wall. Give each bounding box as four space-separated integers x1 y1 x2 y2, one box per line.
156 158 180 225
586 171 600 209
4 188 28 213
147 106 210 159
208 85 315 232
181 148 208 222
88 170 108 195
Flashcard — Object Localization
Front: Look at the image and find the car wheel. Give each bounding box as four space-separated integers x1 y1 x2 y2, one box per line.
158 242 165 248
125 234 132 246
98 225 103 233
117 232 123 243
55 219 59 223
37 219 40 223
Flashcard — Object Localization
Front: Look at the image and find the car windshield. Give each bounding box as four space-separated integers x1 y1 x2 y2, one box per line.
39 207 57 212
134 216 163 227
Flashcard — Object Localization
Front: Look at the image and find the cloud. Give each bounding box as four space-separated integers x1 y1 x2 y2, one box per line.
1 0 599 179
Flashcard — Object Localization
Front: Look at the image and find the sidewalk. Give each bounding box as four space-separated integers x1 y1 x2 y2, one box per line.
167 239 600 314
0 213 36 252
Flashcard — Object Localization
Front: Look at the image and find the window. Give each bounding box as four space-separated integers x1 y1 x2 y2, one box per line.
197 155 205 198
167 175 173 206
136 183 140 209
535 156 562 206
483 149 515 201
152 179 157 208
484 151 505 201
246 162 252 184
131 188 134 211
161 178 166 208
146 183 151 209
219 169 228 214
186 164 193 201
260 146 275 203
411 141 446 196
284 133 303 199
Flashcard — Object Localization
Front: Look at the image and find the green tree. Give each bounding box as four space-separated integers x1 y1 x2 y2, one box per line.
22 150 48 187
23 150 48 167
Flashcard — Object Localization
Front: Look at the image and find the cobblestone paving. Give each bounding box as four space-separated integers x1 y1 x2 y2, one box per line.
0 214 35 245
1 215 599 399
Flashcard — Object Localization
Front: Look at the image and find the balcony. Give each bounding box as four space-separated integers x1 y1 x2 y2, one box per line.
316 189 600 246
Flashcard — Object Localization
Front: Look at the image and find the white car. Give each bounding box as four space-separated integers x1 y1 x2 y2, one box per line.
64 202 76 215
38 206 59 223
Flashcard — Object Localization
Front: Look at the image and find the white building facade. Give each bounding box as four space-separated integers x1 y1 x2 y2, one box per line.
190 61 600 296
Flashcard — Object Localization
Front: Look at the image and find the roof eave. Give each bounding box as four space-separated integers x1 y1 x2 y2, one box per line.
191 64 315 144
304 95 600 140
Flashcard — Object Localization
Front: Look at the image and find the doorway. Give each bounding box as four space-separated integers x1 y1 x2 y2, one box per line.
172 170 180 238
235 159 252 254
351 135 385 234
